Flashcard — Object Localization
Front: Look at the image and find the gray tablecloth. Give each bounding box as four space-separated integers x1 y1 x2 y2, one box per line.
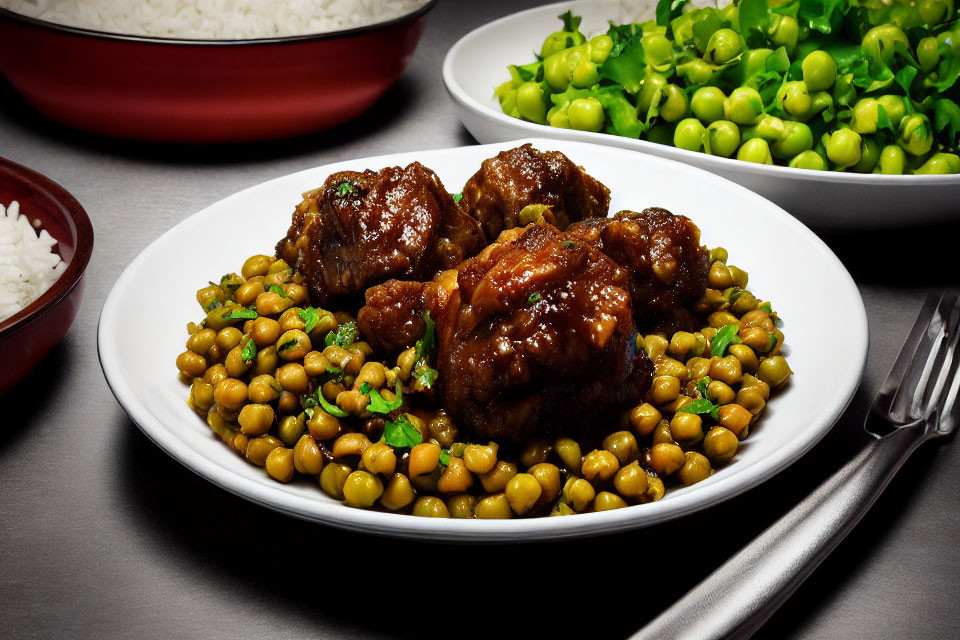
2 2 958 638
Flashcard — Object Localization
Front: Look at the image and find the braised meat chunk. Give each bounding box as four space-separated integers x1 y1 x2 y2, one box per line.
359 225 652 443
460 144 611 243
275 163 484 306
566 208 709 329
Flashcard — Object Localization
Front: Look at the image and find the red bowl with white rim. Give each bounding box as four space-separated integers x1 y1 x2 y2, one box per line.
0 2 435 143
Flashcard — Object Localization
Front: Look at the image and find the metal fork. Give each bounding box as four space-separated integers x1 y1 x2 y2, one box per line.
632 292 960 640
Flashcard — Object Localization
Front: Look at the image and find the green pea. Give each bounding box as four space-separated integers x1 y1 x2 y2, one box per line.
917 37 940 72
877 95 906 128
801 51 837 91
659 84 689 122
833 73 857 108
723 87 764 125
494 81 519 118
742 114 787 142
543 51 570 92
768 15 799 55
771 121 813 159
878 145 907 174
706 120 741 158
825 129 862 168
691 86 727 124
548 105 571 128
673 117 705 151
589 34 614 64
851 137 881 173
638 72 668 116
568 97 605 132
736 137 773 164
850 98 880 134
898 114 933 156
676 58 715 85
516 82 547 124
704 28 743 65
540 29 585 59
914 152 960 174
861 24 909 66
642 33 674 70
647 122 676 146
788 150 828 170
570 52 599 88
919 0 952 26
776 81 812 119
740 48 773 79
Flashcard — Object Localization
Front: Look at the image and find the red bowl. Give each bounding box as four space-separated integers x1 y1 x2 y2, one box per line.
0 157 93 394
0 2 435 143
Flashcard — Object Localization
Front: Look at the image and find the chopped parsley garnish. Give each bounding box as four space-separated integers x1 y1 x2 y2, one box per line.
269 284 287 298
759 303 772 314
722 287 742 302
711 324 742 357
299 307 321 333
316 390 349 418
696 376 711 400
241 338 257 364
415 311 436 360
527 291 542 305
451 192 463 203
678 398 720 421
768 332 779 352
335 180 357 197
278 338 298 353
203 298 222 312
439 449 451 467
382 414 422 449
414 366 438 389
325 321 358 348
362 380 404 415
221 308 258 321
561 240 576 249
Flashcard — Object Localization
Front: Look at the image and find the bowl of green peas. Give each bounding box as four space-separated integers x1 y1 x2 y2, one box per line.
443 0 960 228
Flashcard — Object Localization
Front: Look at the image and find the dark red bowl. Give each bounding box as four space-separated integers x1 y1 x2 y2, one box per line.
0 2 435 143
0 157 93 393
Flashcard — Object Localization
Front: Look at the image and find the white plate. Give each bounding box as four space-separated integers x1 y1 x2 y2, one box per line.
442 0 960 229
98 139 867 541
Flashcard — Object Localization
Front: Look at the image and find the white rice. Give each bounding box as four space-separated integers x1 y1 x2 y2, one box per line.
0 201 66 323
0 0 431 39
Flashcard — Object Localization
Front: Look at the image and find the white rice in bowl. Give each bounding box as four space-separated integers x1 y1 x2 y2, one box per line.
0 201 66 324
0 0 432 39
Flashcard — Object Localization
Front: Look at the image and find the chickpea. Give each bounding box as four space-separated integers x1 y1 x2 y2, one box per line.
563 477 596 512
232 432 248 454
412 496 450 518
594 491 628 511
629 403 662 437
235 281 265 307
203 363 228 387
186 328 217 356
757 356 793 388
706 380 735 405
397 347 417 381
428 412 458 449
655 357 688 381
353 362 386 390
302 351 331 377
188 380 215 414
336 389 369 415
649 443 685 476
284 284 309 306
255 291 294 316
479 460 518 493
688 356 712 381
737 387 767 417
245 435 282 467
447 494 477 519
741 374 771 400
265 447 295 483
740 309 775 332
710 355 743 385
275 363 308 394
250 345 278 377
357 440 395 476
582 449 620 483
729 343 759 373
331 432 371 458
602 431 639 465
550 503 576 517
380 473 415 511
703 426 739 464
196 284 225 310
437 457 474 493
241 254 272 279
528 463 562 503
474 493 512 519
506 473 542 515
650 375 681 405
708 261 734 288
679 451 713 486
643 334 669 360
408 443 441 479
553 436 582 473
410 466 441 493
670 412 704 446
652 419 676 445
247 317 279 347
342 471 384 508
176 350 207 378
238 403 275 436
718 404 752 438
614 461 649 499
520 439 553 468
319 463 352 500
277 307 306 332
669 331 701 359
463 443 498 474
307 409 341 440
214 378 248 413
646 476 666 502
293 435 324 475
223 345 252 378
276 329 311 361
276 390 299 415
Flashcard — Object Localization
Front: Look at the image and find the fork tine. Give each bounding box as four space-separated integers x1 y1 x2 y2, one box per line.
935 297 960 434
889 293 957 424
918 294 960 419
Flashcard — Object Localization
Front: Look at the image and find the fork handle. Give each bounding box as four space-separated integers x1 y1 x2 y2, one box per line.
631 422 931 640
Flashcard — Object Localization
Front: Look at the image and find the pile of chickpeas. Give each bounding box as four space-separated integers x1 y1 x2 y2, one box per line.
176 247 791 519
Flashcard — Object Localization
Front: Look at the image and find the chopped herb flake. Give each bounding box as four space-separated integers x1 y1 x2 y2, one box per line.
527 291 542 305
759 303 772 313
722 287 742 302
203 298 222 312
711 324 742 358
415 311 436 361
696 376 711 400
269 284 287 298
365 381 404 415
325 321 357 348
439 449 451 467
678 398 720 421
335 180 358 197
768 333 778 352
414 366 438 389
561 240 575 249
221 308 258 321
382 414 422 449
316 390 349 418
299 307 322 333
278 338 298 352
241 338 257 364
452 192 463 203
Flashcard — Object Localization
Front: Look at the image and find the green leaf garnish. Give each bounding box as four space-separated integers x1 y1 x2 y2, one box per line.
759 302 773 313
278 338 298 353
439 449 451 467
696 376 712 400
241 338 257 364
335 180 357 197
561 240 576 249
269 284 287 298
414 366 438 389
711 324 742 357
678 398 720 421
316 390 349 418
203 298 222 312
452 192 463 203
365 381 404 415
299 307 320 333
768 332 778 352
325 321 357 348
558 9 581 34
382 414 422 449
527 291 542 305
221 308 258 320
415 311 436 361
722 287 742 302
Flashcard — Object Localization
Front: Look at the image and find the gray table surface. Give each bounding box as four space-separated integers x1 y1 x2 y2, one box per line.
2 2 959 639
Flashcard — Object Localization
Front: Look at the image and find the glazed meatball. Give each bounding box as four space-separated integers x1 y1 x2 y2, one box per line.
358 224 652 443
566 208 709 330
460 144 611 243
275 163 484 306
